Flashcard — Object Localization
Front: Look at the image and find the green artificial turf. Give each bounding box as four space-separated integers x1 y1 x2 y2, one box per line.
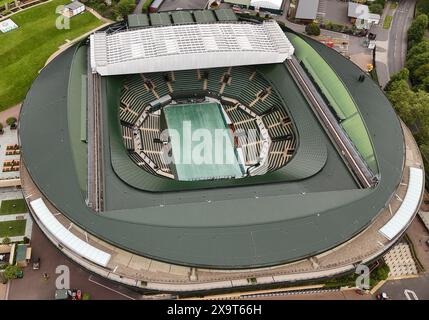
0 199 28 215
0 220 26 237
0 0 103 110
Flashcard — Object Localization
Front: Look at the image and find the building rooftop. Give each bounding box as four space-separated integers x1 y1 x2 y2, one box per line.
295 0 319 20
65 1 84 10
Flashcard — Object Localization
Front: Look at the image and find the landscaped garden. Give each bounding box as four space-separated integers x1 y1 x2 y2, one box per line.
0 220 26 237
383 15 393 29
0 0 103 110
0 199 28 215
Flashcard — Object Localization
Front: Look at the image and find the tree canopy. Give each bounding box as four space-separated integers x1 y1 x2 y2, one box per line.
117 0 135 18
305 22 321 36
407 14 428 49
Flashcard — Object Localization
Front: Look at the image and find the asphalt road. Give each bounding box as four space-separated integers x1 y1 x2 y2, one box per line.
7 223 141 300
376 274 429 300
388 0 417 75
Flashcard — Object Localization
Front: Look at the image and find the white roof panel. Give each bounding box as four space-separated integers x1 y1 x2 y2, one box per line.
90 20 294 76
30 198 111 267
379 167 423 240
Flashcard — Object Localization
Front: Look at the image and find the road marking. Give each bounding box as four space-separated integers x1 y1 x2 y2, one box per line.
88 275 136 300
404 289 419 300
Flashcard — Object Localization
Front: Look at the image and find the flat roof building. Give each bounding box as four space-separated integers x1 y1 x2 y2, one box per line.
295 0 320 20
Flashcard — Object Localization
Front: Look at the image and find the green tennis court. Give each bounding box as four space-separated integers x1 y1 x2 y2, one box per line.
163 102 243 181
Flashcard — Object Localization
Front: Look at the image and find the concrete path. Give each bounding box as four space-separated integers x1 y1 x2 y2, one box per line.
0 104 20 124
134 0 144 14
0 190 24 201
0 213 28 222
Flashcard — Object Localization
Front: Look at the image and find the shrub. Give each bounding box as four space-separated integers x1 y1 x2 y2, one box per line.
6 117 17 126
305 22 320 36
142 0 153 13
2 237 10 245
369 3 383 14
117 0 135 18
82 292 91 300
3 265 21 280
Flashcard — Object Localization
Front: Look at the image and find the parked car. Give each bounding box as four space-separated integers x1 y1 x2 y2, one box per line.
55 289 83 300
376 292 389 300
32 257 40 270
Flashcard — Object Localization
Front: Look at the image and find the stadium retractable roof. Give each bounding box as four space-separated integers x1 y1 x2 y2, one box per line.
90 20 294 76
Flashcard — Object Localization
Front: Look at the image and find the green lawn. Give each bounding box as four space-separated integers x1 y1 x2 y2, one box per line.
0 220 26 237
0 0 13 8
0 199 28 215
383 15 393 29
390 2 398 10
0 0 103 110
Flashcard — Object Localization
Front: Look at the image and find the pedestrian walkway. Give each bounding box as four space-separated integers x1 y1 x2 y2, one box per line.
384 241 418 277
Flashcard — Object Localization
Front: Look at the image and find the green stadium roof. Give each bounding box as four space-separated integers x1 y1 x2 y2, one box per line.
214 8 238 21
127 14 150 28
171 11 194 25
19 27 404 268
193 10 216 23
149 12 172 26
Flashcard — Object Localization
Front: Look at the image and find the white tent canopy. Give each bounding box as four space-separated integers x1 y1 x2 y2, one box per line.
379 167 423 240
30 198 111 267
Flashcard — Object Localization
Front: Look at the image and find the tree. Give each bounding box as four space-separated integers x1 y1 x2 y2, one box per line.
405 51 429 75
117 0 135 18
407 14 428 49
3 265 21 280
413 64 429 83
305 22 321 36
385 80 416 124
407 40 429 59
385 68 409 91
6 117 16 126
369 3 383 15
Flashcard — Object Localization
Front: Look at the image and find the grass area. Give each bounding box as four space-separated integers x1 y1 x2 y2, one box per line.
383 15 393 29
142 0 153 12
0 0 13 8
0 0 103 110
0 220 26 237
0 199 28 215
390 2 398 10
324 261 390 289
